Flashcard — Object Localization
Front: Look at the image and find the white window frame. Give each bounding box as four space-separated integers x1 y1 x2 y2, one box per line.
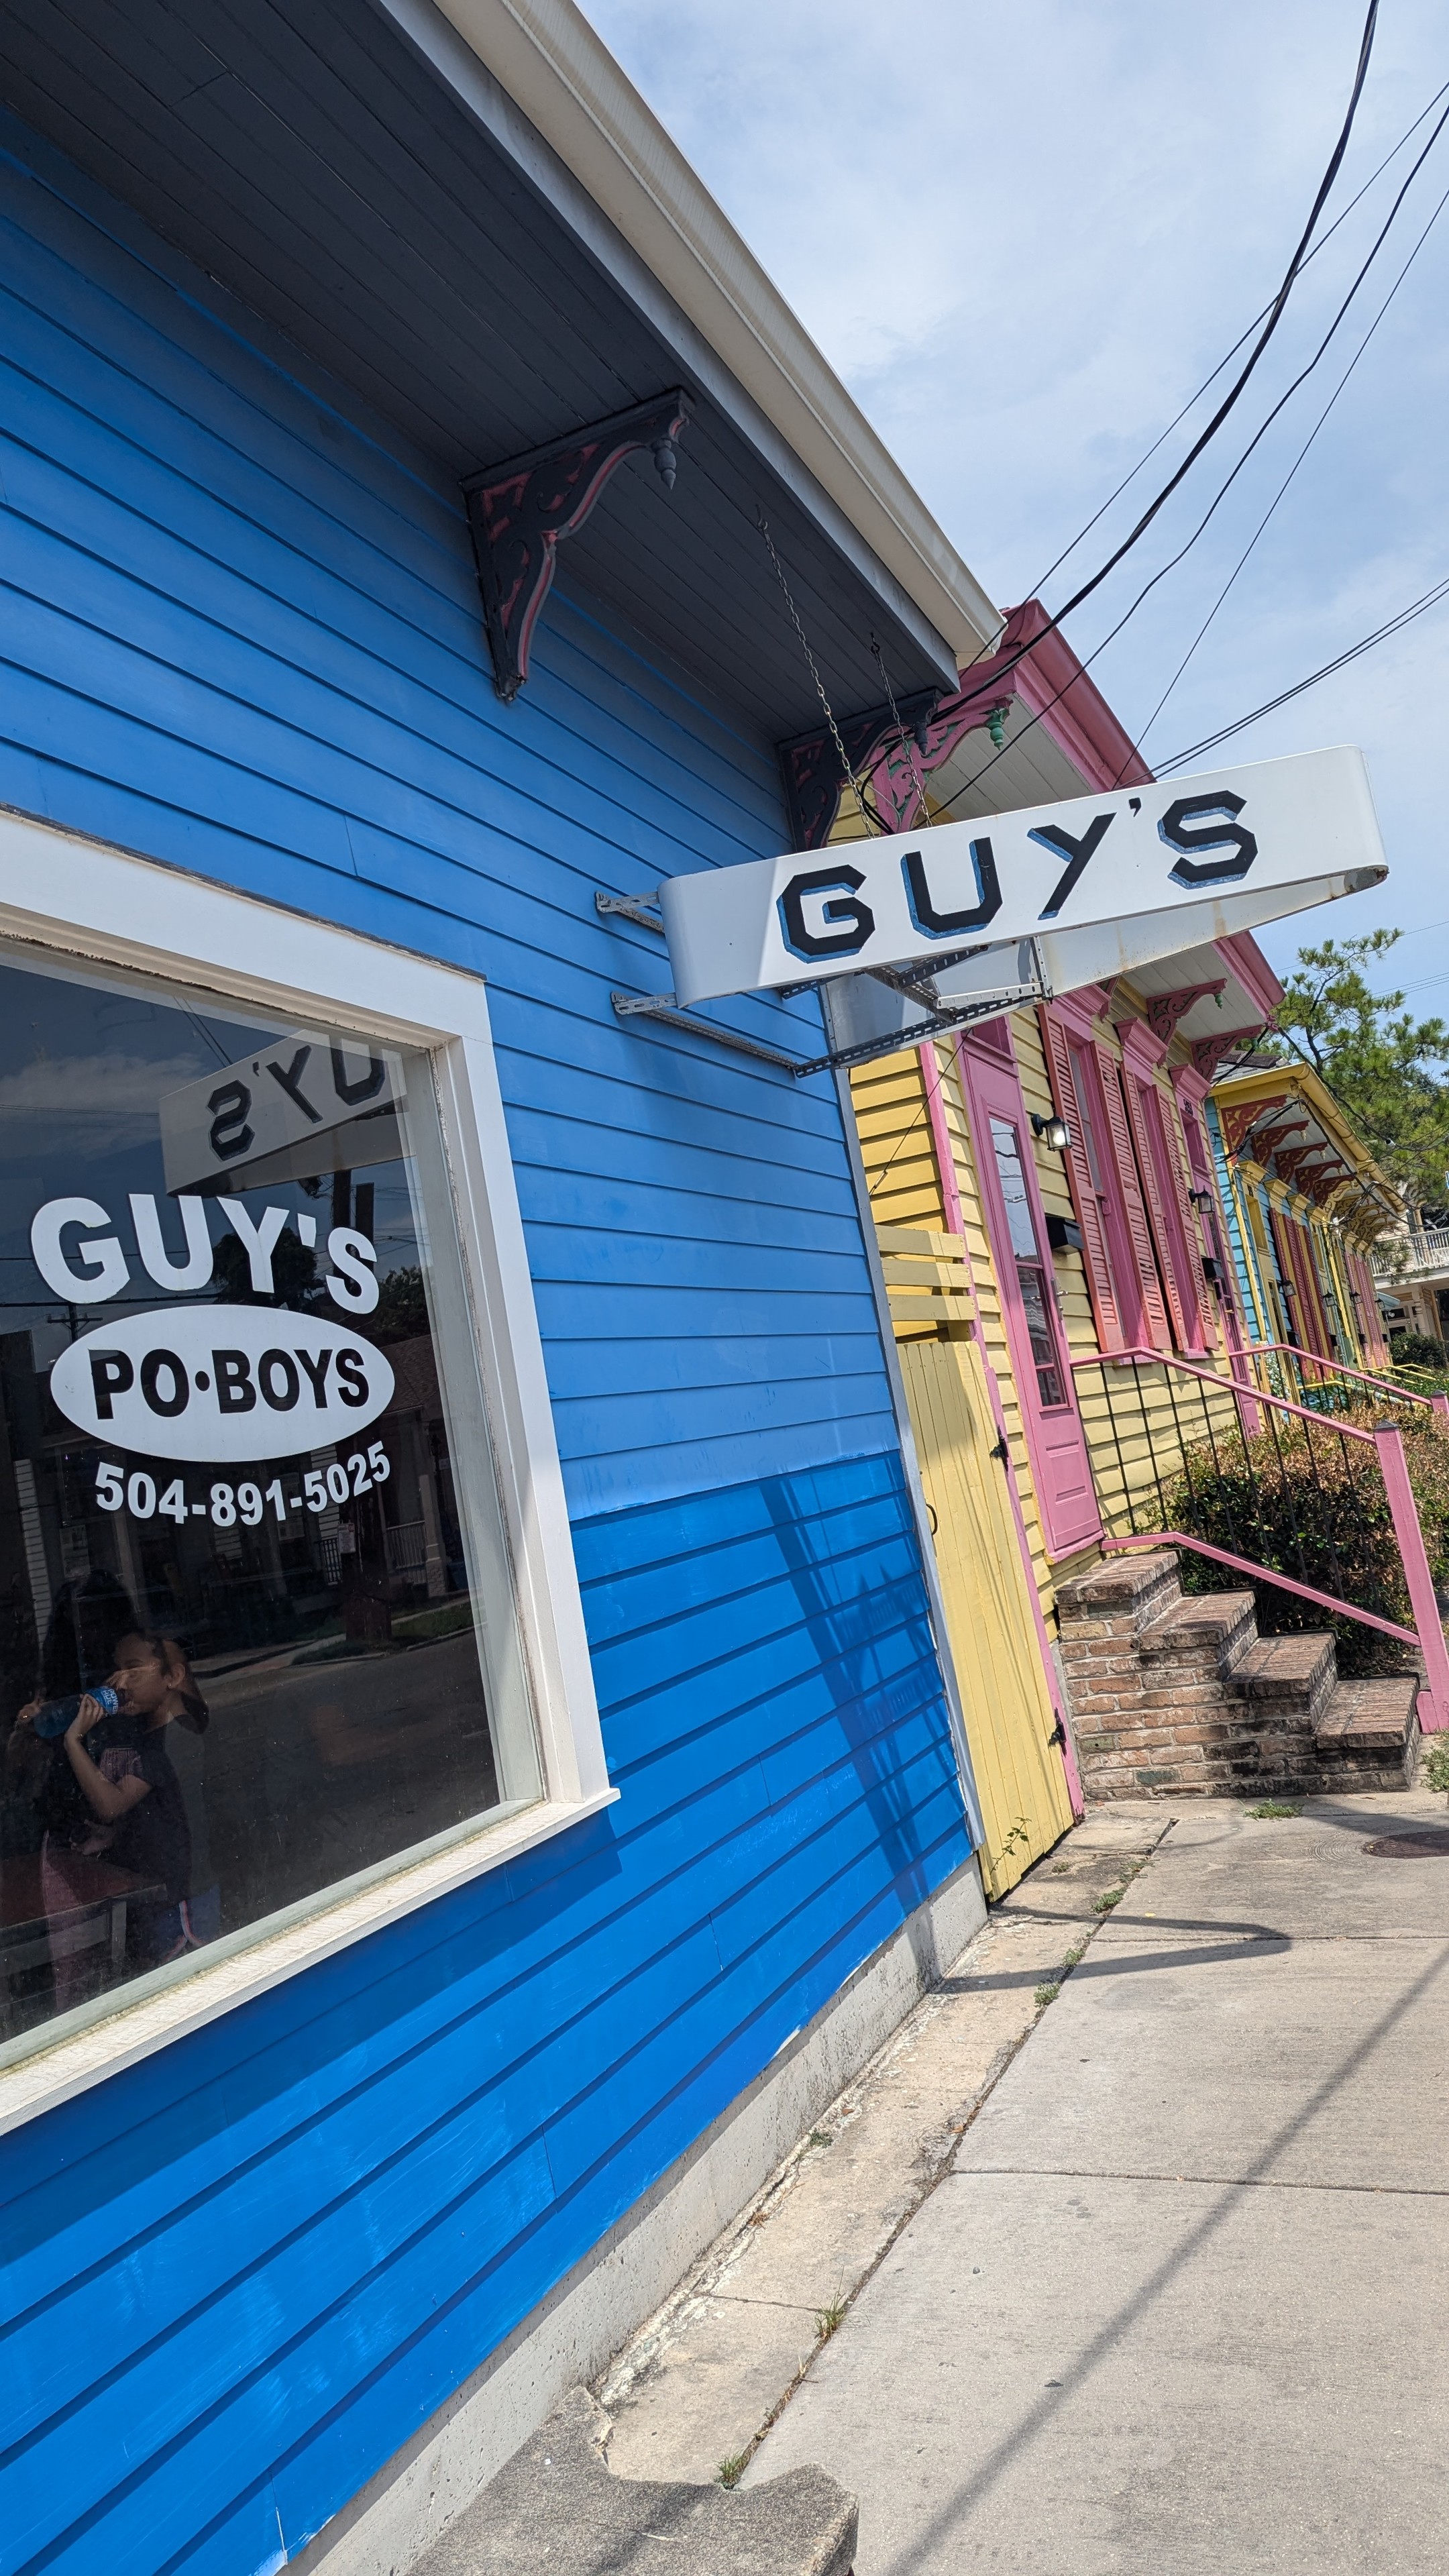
0 808 613 2136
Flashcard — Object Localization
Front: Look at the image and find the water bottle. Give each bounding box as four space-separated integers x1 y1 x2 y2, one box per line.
33 1684 121 1739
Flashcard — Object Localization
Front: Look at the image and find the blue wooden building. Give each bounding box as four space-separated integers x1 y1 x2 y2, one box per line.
0 6 1001 2569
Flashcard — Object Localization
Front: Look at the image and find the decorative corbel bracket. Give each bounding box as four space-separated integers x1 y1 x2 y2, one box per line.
1142 979 1226 1045
777 688 944 850
1191 1024 1268 1082
1219 1091 1291 1158
464 390 692 702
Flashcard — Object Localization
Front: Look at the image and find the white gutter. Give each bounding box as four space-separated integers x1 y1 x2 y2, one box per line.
388 0 1000 669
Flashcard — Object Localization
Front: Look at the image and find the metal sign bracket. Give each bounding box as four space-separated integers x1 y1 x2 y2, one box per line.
598 890 1041 1079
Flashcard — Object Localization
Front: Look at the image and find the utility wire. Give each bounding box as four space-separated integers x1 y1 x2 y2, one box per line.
1030 70 1449 599
1138 160 1449 753
1152 569 1449 771
929 72 1447 821
945 0 1381 718
1069 87 1449 724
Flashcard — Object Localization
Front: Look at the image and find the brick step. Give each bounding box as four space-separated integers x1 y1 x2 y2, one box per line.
1056 1546 1420 1799
1233 1631 1338 1716
1311 1674 1421 1794
1314 1676 1419 1751
1137 1591 1256 1663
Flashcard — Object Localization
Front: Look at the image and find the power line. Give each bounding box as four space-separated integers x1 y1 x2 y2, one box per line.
1138 158 1449 753
945 0 1382 720
928 77 1448 822
1069 86 1449 711
1029 71 1449 599
1152 570 1449 771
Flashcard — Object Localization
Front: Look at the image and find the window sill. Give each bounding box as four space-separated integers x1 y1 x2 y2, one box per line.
0 1788 619 2139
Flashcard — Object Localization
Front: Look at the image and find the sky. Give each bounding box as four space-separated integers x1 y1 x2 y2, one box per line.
578 0 1449 1012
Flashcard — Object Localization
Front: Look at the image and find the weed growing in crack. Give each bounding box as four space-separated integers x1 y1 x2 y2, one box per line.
717 2454 748 2489
1425 1741 1449 1799
1092 1886 1124 1914
1034 1981 1061 2008
1246 1800 1301 1820
816 2294 849 2341
808 2131 833 2148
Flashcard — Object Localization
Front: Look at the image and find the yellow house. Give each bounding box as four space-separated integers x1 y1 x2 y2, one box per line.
1206 1061 1401 1376
808 604 1305 1888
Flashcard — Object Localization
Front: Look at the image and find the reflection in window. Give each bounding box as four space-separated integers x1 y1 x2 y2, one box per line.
989 1117 1065 1409
0 949 537 2048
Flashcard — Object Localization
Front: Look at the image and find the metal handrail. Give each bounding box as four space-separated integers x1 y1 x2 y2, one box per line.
1239 1340 1447 1417
1104 1530 1417 1648
1072 1346 1379 1444
1371 1226 1449 1277
1070 1344 1449 1730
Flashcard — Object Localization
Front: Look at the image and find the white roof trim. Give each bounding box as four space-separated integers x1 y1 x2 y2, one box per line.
394 0 999 667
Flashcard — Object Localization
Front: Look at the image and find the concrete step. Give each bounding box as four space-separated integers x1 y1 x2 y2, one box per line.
1234 1632 1337 1711
1315 1677 1419 1752
1138 1591 1256 1664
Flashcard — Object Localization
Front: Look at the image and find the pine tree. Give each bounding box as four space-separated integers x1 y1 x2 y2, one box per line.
1268 930 1449 1216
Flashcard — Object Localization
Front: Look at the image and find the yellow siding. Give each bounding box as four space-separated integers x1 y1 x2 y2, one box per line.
850 1054 945 1232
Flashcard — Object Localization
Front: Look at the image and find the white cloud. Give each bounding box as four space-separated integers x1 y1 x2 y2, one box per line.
582 0 1449 972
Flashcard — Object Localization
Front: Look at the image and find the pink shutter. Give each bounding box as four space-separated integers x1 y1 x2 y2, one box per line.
1038 1007 1123 1350
1120 1071 1189 1350
1153 1081 1215 1347
1095 1046 1172 1352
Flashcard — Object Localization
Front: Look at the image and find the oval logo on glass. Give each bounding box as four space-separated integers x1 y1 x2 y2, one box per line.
50 1305 395 1462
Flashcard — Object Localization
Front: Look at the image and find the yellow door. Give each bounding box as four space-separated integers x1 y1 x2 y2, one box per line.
900 1331 1076 1896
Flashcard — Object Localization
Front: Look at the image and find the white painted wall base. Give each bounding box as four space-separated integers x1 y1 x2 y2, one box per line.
294 1853 985 2574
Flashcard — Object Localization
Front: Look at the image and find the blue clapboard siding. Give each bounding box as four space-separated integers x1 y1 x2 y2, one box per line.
4 1458 971 2574
0 107 971 2575
0 108 898 1512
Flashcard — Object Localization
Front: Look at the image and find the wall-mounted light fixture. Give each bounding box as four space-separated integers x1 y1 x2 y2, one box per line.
1189 1186 1215 1213
1031 1112 1071 1152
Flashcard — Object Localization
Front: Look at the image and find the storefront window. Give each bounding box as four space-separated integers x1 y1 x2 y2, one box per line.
0 945 538 2044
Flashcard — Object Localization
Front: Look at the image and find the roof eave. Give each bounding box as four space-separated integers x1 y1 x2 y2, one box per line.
391 0 996 672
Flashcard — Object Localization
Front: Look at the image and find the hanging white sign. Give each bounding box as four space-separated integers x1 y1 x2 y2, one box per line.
49 1305 395 1462
657 747 1387 1009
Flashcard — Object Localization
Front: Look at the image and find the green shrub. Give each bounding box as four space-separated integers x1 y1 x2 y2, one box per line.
1395 1360 1449 1399
1165 1402 1449 1678
1393 1332 1449 1371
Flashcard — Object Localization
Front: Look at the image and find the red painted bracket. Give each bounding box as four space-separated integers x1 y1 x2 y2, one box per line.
464 390 692 702
777 688 944 851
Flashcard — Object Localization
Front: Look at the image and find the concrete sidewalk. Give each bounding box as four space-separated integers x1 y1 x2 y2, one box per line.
602 1807 1165 2488
749 1792 1449 2575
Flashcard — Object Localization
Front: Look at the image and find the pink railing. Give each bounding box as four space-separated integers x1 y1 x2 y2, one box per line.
1239 1340 1449 1421
1071 1345 1449 1732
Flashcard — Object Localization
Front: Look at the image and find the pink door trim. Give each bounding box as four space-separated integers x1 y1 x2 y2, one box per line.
954 1035 1101 1559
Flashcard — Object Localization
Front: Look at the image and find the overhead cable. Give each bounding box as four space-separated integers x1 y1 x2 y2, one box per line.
928 70 1447 822
1152 571 1449 771
945 0 1381 718
1029 69 1449 598
1136 160 1449 753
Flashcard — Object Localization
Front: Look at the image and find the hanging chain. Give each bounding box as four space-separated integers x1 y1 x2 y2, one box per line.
871 635 933 830
758 515 877 836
